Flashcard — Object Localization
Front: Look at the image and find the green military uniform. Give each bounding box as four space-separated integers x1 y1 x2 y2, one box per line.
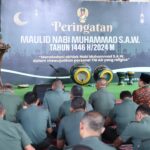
59 100 93 119
0 91 22 122
57 111 85 146
0 118 32 150
109 98 138 134
120 116 150 150
79 136 116 150
43 88 70 122
59 100 71 119
89 88 115 117
16 104 52 144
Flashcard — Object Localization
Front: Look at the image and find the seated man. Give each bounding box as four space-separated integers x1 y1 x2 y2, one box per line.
114 105 150 150
105 91 138 136
43 79 70 122
79 111 116 150
133 73 150 106
59 84 92 120
57 97 86 149
0 103 35 150
0 87 22 122
17 92 53 150
89 78 116 117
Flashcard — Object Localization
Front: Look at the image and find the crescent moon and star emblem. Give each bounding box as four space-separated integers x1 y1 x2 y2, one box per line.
13 12 28 26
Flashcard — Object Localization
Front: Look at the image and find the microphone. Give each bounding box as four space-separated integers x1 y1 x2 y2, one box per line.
49 64 59 73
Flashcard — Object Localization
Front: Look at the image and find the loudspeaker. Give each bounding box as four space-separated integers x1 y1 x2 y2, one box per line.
117 72 126 85
32 84 51 102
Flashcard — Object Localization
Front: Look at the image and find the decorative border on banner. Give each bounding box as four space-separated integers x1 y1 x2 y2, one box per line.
1 69 70 79
1 67 150 79
112 67 150 73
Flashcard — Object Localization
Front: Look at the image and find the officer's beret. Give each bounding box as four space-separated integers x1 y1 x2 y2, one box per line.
140 73 150 84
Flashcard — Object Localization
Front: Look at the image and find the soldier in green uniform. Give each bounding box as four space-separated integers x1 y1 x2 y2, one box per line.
57 97 86 149
114 105 150 150
72 145 93 150
79 111 116 150
0 103 35 150
89 78 115 117
17 92 53 150
105 91 138 135
43 79 70 122
58 85 92 120
0 87 22 122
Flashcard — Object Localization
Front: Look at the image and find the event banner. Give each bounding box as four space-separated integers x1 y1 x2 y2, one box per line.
1 0 150 83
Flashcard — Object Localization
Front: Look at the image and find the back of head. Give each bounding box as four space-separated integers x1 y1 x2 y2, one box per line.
73 145 93 150
96 78 107 89
24 92 37 105
136 105 150 116
120 91 132 99
52 79 63 90
81 111 104 132
71 85 83 97
71 97 86 110
0 85 13 94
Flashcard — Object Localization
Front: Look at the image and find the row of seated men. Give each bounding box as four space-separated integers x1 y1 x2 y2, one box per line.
0 72 150 150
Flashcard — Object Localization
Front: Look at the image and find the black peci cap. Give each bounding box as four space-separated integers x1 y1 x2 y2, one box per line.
140 73 150 84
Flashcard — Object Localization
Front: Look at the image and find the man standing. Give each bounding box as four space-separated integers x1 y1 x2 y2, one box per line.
114 105 150 150
57 97 86 149
0 103 35 150
133 73 150 106
17 92 53 150
79 111 116 150
43 79 70 122
89 78 115 117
